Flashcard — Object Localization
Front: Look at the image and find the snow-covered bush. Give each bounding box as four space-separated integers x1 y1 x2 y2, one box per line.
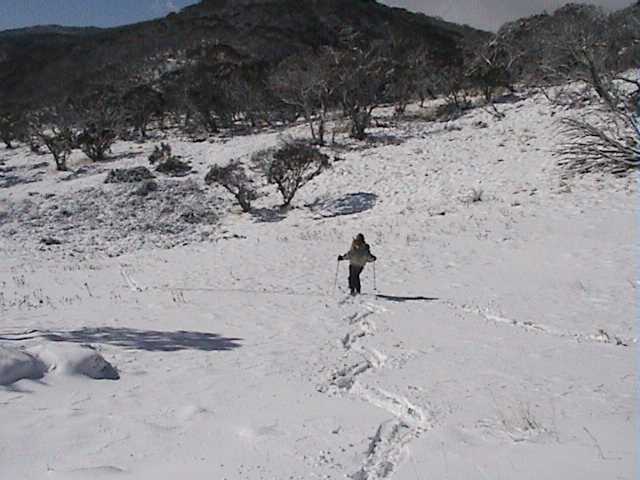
205 161 257 213
252 140 330 207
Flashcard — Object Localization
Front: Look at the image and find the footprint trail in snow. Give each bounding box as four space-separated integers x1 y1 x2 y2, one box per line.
323 298 432 479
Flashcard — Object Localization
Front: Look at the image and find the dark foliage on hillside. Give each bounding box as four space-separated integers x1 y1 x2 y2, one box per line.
0 0 489 111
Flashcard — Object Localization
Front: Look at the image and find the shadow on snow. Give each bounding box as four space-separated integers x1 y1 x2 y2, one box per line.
374 294 439 303
307 192 377 218
251 207 288 223
41 327 242 352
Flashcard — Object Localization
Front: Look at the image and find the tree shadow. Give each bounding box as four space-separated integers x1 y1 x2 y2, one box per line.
41 327 242 352
251 207 287 223
366 133 405 146
307 192 377 218
0 174 38 189
60 164 107 182
493 93 524 104
375 294 439 303
110 151 143 161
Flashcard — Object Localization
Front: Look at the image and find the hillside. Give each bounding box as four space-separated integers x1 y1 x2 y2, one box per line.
0 0 489 110
0 2 636 479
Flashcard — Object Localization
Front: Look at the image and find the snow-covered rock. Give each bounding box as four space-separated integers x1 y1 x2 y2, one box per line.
29 344 119 380
0 345 46 385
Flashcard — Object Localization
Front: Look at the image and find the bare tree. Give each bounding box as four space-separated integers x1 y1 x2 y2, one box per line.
226 64 272 129
386 50 419 117
431 63 473 119
270 49 336 144
73 88 122 161
186 64 236 134
407 46 447 108
467 39 518 104
549 6 640 175
122 84 164 139
0 111 23 149
541 7 617 108
331 43 393 140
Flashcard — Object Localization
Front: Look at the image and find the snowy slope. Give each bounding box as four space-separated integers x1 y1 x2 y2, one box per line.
0 90 635 480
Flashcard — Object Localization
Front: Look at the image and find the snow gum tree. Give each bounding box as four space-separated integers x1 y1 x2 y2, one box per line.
205 161 257 213
253 139 330 207
30 108 76 171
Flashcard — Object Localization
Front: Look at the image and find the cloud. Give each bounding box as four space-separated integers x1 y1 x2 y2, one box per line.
381 0 634 31
152 0 179 15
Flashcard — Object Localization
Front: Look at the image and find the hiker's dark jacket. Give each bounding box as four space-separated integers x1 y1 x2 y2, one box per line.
340 242 376 267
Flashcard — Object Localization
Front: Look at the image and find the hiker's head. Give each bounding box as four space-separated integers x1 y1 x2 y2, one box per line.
353 233 365 246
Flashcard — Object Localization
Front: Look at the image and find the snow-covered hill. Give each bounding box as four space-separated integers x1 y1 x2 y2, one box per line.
0 91 635 479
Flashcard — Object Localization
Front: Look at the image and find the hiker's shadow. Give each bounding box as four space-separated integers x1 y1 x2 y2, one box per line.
307 192 377 219
375 294 439 303
42 327 242 352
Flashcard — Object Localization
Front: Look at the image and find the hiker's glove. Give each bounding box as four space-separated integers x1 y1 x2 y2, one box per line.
338 255 344 261
371 255 377 261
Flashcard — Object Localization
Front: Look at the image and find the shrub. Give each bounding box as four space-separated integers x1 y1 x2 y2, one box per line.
122 84 164 138
148 143 173 165
77 124 117 161
149 143 191 177
205 161 257 213
556 72 639 176
557 113 639 175
0 112 23 149
71 87 123 161
105 166 155 184
253 140 330 207
36 127 75 172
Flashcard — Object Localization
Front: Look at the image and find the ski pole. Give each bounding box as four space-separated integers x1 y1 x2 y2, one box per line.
373 262 377 291
333 260 340 295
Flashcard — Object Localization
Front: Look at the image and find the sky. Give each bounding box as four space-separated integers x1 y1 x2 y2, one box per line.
0 0 634 32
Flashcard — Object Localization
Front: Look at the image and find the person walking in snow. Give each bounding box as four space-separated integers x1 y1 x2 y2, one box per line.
338 233 377 296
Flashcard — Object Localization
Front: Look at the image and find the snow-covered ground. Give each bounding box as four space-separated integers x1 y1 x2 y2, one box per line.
0 91 636 480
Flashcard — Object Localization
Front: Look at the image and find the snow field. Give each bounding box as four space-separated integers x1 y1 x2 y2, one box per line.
0 89 635 479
